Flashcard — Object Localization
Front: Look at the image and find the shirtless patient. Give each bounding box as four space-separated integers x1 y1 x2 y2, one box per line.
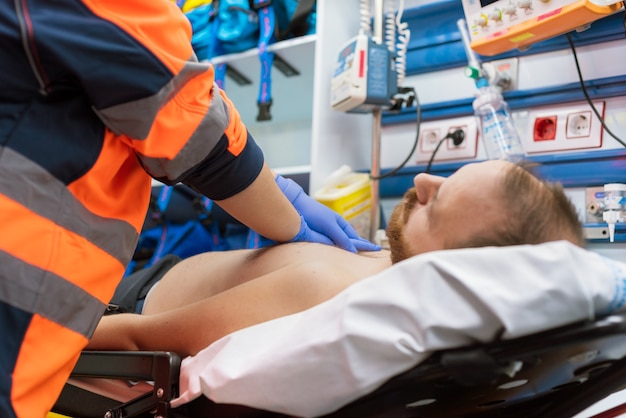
87 160 584 356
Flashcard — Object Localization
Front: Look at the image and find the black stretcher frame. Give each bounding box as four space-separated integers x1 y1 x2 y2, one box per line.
53 312 626 418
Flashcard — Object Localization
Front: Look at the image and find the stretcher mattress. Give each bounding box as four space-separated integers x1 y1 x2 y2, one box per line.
171 241 626 417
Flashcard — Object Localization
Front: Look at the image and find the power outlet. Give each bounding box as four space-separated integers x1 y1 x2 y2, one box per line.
585 186 605 223
420 128 443 152
414 116 479 163
533 116 557 141
523 101 605 154
567 111 592 138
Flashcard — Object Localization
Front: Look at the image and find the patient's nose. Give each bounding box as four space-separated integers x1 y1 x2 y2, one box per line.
413 173 444 205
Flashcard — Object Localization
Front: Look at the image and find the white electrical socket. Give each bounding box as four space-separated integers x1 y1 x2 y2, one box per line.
567 111 592 138
522 101 605 154
420 128 442 152
414 116 479 163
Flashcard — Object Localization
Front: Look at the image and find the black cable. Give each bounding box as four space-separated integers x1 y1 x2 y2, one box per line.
370 89 421 180
566 33 626 148
424 129 465 174
424 136 446 174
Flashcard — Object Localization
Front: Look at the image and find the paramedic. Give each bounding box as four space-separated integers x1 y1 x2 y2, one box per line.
0 1 377 417
87 160 585 357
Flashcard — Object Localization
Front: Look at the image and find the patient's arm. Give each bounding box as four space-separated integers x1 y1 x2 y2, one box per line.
87 260 366 357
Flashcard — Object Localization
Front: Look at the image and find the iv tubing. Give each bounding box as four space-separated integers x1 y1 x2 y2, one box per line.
457 18 483 78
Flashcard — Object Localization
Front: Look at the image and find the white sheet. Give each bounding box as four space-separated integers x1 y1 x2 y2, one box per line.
171 241 626 417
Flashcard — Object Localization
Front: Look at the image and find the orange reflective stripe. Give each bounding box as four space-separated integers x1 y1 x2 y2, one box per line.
12 315 86 418
67 130 151 231
220 89 247 156
80 0 191 74
0 195 125 304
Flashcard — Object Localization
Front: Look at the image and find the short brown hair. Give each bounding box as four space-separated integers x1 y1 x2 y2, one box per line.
454 162 585 249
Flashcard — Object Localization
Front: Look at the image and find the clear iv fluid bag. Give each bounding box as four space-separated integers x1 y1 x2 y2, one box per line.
473 87 525 161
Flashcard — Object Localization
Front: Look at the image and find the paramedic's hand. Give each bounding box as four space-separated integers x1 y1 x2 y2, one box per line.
275 175 381 253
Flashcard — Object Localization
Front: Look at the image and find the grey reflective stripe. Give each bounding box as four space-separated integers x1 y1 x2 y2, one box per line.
95 60 210 139
0 147 137 266
0 251 106 338
138 85 231 181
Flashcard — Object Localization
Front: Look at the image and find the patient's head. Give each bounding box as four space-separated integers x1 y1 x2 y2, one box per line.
386 160 584 264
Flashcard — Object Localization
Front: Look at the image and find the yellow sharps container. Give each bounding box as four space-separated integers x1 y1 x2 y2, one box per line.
314 166 372 239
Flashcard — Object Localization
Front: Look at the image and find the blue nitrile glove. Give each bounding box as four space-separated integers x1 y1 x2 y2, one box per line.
275 175 381 253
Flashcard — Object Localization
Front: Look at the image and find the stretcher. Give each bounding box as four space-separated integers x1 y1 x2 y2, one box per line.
54 313 626 418
52 241 626 418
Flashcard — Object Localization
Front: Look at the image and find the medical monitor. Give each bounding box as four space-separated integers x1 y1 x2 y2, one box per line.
461 0 624 56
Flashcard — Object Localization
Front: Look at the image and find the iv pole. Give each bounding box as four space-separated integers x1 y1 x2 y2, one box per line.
369 0 385 243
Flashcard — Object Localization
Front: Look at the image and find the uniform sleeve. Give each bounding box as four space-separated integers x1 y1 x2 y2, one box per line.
32 0 263 199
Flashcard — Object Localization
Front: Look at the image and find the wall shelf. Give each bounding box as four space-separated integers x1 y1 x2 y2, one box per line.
208 34 317 170
210 34 317 66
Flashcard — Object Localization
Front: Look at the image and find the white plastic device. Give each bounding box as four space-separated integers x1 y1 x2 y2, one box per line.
603 183 626 243
330 33 396 113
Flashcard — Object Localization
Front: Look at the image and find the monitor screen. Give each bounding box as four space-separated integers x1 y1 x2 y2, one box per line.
480 0 499 7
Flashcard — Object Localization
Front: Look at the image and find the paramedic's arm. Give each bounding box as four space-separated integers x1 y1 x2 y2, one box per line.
74 0 375 250
214 163 301 242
